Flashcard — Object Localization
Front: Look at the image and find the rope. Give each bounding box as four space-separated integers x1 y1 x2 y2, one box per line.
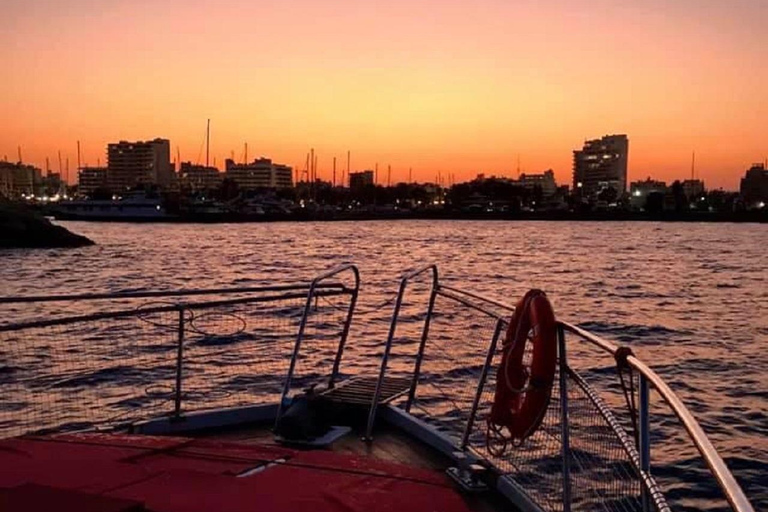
187 311 247 337
133 300 247 416
135 301 248 338
135 301 195 331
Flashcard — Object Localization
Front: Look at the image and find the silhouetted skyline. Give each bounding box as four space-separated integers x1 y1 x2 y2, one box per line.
2 0 766 190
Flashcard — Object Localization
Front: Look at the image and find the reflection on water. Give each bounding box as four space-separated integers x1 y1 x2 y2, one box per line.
1 220 766 509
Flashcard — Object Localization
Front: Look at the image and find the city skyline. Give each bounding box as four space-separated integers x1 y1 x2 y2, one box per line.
5 131 763 193
2 0 766 190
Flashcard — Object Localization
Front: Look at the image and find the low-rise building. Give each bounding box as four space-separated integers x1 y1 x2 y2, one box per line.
40 171 65 197
78 167 109 197
349 170 375 190
0 164 12 198
630 178 667 210
225 158 292 190
682 179 706 201
179 162 222 192
517 169 557 197
0 161 42 198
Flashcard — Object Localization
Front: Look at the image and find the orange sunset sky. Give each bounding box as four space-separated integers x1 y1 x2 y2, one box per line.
1 0 766 190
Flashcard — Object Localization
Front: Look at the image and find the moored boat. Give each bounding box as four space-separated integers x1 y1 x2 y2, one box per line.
51 191 175 221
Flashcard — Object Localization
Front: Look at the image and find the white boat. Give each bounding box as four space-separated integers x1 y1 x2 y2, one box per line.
53 191 173 221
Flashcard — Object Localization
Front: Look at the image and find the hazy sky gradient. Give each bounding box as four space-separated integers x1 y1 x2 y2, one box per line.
2 0 766 188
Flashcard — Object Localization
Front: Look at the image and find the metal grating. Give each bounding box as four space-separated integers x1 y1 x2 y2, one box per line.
321 376 412 405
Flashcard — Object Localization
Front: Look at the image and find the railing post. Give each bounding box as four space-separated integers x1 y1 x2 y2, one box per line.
460 318 503 450
174 305 185 419
405 268 439 412
330 267 360 388
639 374 651 512
365 279 408 442
275 264 360 432
558 323 572 512
274 283 316 431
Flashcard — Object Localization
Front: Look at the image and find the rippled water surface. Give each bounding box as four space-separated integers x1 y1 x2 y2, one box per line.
1 220 766 509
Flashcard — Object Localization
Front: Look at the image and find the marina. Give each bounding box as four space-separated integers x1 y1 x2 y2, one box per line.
3 3 767 510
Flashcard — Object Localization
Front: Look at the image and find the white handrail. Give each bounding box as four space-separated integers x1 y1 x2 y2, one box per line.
433 284 754 512
560 322 754 512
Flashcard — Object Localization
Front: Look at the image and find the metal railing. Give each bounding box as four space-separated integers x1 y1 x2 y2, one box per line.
274 264 360 431
0 272 357 438
367 270 754 512
364 264 438 440
0 283 346 306
560 322 754 512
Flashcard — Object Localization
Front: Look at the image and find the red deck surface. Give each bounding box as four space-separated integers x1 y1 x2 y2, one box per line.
0 433 473 512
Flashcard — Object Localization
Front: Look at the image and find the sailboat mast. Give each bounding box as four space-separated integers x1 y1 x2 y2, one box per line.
691 151 696 180
346 150 350 187
312 151 318 202
310 148 315 183
206 119 210 167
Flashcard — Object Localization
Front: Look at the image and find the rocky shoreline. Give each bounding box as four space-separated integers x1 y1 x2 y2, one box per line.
0 201 94 249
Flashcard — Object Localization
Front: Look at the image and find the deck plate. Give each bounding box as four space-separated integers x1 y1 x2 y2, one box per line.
320 375 412 405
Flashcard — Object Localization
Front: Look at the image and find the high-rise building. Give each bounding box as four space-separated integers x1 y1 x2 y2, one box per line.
740 163 768 208
224 158 292 190
107 139 172 192
349 170 374 190
573 134 629 199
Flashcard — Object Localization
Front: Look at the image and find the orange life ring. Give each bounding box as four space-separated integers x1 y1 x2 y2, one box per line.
488 289 557 446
